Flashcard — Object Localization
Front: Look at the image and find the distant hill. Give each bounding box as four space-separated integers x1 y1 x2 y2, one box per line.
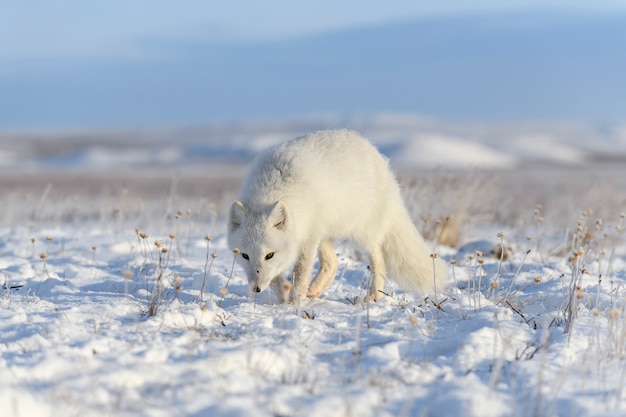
1 116 625 172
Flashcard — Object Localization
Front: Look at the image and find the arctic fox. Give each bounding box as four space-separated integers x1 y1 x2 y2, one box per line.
228 130 447 303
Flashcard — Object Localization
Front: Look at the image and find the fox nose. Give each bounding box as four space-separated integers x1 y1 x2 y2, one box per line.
254 286 261 293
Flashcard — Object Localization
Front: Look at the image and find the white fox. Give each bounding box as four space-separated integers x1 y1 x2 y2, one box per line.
228 129 447 303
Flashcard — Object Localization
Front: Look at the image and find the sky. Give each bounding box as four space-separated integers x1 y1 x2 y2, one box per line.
1 1 626 129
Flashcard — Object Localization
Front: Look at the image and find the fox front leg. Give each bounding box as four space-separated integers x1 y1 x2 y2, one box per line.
308 239 338 299
290 242 319 303
269 274 289 303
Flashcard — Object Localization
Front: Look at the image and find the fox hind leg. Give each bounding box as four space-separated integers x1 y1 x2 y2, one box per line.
368 245 387 301
307 239 338 299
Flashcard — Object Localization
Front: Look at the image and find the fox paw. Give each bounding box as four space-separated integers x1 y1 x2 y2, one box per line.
307 288 322 299
288 292 307 305
368 290 385 302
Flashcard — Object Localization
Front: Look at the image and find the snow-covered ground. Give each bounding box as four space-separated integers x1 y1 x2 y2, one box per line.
2 121 626 416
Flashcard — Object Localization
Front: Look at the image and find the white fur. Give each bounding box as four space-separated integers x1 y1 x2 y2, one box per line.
228 129 447 303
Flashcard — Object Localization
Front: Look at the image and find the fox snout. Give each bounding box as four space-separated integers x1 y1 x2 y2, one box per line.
253 268 261 293
250 274 271 295
249 269 265 294
250 280 266 295
251 267 269 293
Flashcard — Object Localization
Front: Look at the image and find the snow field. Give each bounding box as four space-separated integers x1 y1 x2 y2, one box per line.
1 170 626 417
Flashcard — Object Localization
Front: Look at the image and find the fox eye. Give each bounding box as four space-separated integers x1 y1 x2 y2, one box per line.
241 253 249 260
265 252 275 260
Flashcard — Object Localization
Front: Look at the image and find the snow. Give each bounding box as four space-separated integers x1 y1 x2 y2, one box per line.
2 128 626 416
2 116 626 173
396 134 519 169
509 134 587 165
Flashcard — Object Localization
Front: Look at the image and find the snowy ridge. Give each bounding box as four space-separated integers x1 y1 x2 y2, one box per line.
1 116 626 172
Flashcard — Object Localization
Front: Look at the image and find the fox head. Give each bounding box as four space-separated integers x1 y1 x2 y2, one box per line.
227 200 298 295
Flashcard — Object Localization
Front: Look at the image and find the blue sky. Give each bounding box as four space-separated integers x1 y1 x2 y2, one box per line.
1 1 625 129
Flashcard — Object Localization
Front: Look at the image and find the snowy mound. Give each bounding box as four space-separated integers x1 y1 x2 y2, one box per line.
1 117 625 173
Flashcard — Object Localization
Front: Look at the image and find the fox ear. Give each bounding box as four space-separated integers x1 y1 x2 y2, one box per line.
229 201 246 232
269 201 290 231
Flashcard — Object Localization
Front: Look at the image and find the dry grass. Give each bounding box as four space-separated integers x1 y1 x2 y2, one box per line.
398 165 626 251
